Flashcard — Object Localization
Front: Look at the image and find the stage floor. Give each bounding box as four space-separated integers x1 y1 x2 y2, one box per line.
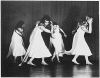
1 57 99 77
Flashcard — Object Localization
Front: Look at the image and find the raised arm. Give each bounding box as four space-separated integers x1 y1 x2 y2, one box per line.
50 21 54 34
87 17 93 33
81 18 93 33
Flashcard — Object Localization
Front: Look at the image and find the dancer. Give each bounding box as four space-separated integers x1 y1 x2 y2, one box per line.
6 21 26 63
64 16 93 65
19 15 53 66
50 22 67 63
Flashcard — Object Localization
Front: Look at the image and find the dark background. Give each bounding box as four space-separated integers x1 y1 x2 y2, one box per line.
1 1 99 63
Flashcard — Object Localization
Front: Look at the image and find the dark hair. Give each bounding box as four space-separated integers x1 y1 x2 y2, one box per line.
15 20 24 30
40 15 51 23
53 22 58 25
78 21 84 25
86 15 93 18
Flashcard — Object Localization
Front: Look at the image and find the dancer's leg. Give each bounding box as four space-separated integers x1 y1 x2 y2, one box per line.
13 56 17 63
41 57 48 65
56 54 60 63
72 55 79 64
27 57 36 66
21 56 23 62
85 55 92 65
51 52 56 62
18 54 29 66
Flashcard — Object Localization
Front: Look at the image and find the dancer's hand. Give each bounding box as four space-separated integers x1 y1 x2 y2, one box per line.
72 30 75 34
36 21 40 24
87 18 93 24
64 34 67 37
50 21 53 27
50 21 53 24
18 63 22 66
36 21 40 26
51 34 55 39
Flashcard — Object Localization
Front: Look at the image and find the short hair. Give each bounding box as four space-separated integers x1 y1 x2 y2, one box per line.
86 15 93 18
40 15 51 23
53 22 58 25
15 20 24 30
78 21 84 25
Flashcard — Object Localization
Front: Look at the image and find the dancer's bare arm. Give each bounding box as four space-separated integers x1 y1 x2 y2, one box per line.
59 28 67 37
81 18 93 33
39 26 51 33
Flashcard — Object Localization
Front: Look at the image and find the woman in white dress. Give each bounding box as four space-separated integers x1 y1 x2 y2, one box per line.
19 15 53 66
64 16 93 65
50 22 67 63
6 21 26 63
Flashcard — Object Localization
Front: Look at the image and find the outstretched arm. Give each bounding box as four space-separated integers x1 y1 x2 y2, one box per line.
59 28 67 37
39 26 51 33
72 24 79 34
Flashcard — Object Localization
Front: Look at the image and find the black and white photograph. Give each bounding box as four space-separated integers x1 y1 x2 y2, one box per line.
1 0 99 77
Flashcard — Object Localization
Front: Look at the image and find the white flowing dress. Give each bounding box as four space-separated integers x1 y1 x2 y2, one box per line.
51 27 66 56
7 30 26 57
71 27 92 56
26 26 52 58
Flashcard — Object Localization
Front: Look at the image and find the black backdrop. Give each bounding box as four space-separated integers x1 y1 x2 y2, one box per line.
1 1 99 62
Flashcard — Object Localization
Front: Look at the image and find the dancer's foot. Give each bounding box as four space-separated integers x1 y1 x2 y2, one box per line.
18 63 22 66
72 60 79 64
86 62 93 65
51 58 54 62
57 60 60 63
41 61 48 65
24 60 27 63
27 62 36 66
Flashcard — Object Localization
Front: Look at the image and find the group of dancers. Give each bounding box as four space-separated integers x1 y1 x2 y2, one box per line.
6 15 93 66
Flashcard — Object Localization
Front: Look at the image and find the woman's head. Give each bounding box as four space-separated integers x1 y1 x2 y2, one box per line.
40 15 51 26
53 22 58 26
15 20 25 30
17 28 23 33
78 21 83 27
78 15 91 27
78 21 88 27
86 15 93 21
53 22 59 30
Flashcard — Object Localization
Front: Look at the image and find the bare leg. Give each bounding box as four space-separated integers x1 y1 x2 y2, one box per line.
51 52 56 62
85 56 92 65
21 56 23 62
72 55 79 64
18 55 28 66
41 57 48 65
18 56 26 66
13 56 17 63
27 57 36 66
23 54 28 63
56 54 60 63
